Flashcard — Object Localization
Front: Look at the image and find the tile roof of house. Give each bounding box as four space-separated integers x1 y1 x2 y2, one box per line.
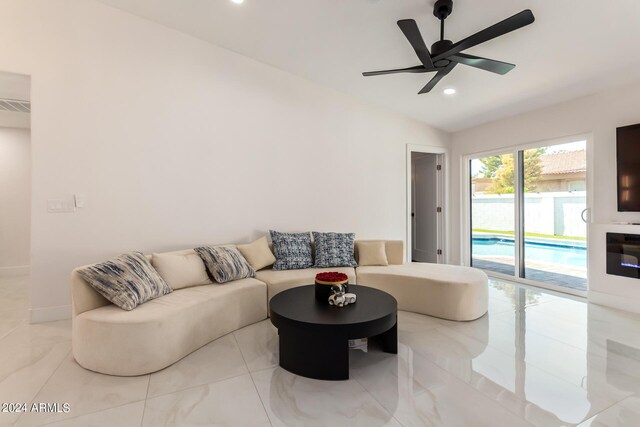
540 150 586 175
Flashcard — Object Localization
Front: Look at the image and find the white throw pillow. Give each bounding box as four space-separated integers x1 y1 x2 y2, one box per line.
237 236 276 271
357 241 389 266
152 250 211 290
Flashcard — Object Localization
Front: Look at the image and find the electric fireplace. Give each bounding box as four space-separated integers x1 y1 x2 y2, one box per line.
607 232 640 279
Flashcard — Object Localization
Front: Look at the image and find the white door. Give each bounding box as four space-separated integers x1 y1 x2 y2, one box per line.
412 152 440 263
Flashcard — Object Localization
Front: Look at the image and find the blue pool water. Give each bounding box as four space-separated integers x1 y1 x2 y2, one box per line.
472 237 586 268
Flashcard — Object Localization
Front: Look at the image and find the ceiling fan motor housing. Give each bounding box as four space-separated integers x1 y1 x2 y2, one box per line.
433 0 453 20
431 39 453 64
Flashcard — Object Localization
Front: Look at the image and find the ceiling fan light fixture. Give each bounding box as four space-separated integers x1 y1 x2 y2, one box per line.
443 88 457 95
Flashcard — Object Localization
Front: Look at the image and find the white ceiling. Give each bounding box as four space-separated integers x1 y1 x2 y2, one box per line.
97 0 640 132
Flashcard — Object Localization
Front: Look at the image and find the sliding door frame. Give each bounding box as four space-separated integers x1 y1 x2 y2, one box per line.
462 133 593 297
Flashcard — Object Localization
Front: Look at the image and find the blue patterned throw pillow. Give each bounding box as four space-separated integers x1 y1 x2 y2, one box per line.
270 230 313 271
313 232 357 268
194 246 255 283
77 251 172 311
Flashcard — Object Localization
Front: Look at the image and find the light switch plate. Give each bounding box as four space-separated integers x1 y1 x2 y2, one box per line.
47 198 76 213
74 194 86 209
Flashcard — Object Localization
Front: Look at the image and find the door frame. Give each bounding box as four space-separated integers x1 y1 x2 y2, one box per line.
461 133 593 297
406 144 447 264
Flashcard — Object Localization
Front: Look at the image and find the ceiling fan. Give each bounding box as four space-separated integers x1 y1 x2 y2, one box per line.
362 0 535 94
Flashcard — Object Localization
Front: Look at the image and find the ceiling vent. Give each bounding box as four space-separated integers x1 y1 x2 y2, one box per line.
0 98 31 113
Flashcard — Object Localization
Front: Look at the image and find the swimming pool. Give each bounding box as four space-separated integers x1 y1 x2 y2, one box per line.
472 236 587 268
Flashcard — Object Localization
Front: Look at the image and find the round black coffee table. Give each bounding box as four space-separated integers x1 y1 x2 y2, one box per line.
269 285 397 381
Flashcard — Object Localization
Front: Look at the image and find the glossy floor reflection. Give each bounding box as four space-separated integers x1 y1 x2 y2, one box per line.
2 276 640 426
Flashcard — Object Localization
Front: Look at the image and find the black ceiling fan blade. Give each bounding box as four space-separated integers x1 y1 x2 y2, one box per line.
397 19 435 68
362 65 436 76
418 62 457 94
432 9 535 62
449 53 515 75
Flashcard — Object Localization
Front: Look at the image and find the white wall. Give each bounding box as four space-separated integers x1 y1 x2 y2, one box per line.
0 1 449 321
0 111 30 129
450 80 640 312
0 127 30 274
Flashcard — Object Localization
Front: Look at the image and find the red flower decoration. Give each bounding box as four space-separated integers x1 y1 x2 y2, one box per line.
315 272 348 283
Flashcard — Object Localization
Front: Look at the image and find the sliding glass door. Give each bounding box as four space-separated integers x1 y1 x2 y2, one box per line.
471 153 516 276
470 140 588 293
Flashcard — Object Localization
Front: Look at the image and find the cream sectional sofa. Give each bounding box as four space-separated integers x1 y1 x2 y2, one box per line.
71 240 487 376
357 263 488 321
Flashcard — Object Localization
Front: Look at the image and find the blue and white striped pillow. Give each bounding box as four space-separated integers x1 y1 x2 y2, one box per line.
77 251 172 311
195 246 255 283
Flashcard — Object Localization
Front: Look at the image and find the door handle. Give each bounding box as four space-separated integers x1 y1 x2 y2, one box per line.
581 208 589 223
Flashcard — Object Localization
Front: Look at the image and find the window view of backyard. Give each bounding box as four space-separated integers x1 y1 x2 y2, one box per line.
471 141 587 291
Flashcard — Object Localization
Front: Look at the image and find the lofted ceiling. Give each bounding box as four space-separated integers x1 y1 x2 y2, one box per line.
97 0 640 132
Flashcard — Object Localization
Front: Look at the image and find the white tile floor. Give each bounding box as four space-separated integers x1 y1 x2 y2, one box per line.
2 275 640 426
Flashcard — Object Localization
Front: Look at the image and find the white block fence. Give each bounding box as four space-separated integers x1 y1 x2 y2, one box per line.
472 191 587 238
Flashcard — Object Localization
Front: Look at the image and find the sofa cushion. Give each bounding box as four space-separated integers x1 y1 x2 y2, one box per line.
356 241 388 266
237 236 276 271
312 232 357 268
355 240 404 265
77 252 172 311
73 278 267 376
256 267 356 302
152 250 211 290
195 246 255 283
269 230 313 271
356 263 488 321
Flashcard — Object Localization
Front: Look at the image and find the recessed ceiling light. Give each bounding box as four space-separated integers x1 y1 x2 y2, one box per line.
231 0 244 4
443 88 457 95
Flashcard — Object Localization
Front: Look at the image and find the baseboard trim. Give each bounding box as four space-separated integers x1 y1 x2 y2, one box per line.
30 305 71 323
0 265 30 277
589 290 640 315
